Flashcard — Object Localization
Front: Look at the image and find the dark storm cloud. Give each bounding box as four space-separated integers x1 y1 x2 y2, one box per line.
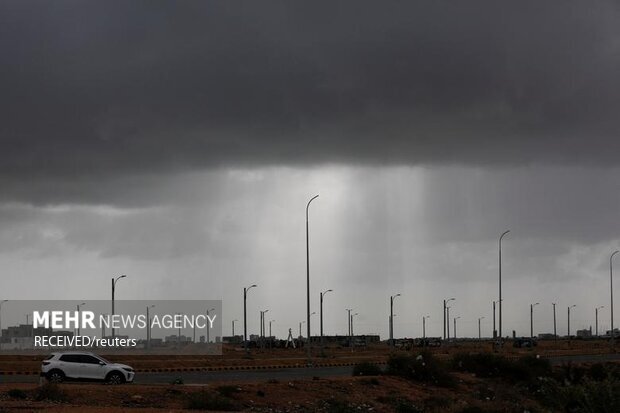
1 0 620 203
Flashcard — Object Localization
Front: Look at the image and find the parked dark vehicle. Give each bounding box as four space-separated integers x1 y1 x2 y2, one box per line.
513 337 537 348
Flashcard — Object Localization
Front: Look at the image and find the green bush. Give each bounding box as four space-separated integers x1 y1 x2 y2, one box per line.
538 376 620 413
451 353 509 378
185 390 242 411
451 353 551 384
353 362 382 376
556 362 587 385
588 362 620 381
387 352 455 387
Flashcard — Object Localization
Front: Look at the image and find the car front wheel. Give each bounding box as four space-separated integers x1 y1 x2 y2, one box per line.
106 371 124 385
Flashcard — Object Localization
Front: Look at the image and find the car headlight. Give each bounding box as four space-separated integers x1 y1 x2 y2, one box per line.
122 367 134 373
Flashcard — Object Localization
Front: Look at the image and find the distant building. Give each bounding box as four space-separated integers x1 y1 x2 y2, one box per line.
1 324 73 350
164 335 191 343
605 328 620 337
576 329 591 338
222 335 243 344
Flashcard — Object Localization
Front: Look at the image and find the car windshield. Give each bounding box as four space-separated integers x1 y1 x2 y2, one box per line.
95 355 110 364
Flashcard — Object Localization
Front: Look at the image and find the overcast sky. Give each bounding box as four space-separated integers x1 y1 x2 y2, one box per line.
1 1 619 340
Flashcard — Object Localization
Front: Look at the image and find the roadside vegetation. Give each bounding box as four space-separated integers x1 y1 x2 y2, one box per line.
349 351 620 413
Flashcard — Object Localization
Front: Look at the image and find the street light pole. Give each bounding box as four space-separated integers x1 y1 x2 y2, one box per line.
146 305 154 349
530 302 539 338
206 308 215 343
346 309 352 346
269 320 274 338
261 309 269 340
478 317 485 340
76 302 86 336
244 284 257 352
492 300 500 339
499 230 510 343
444 298 455 341
595 306 604 337
306 194 319 361
446 306 451 341
111 275 126 339
320 289 333 350
443 298 455 340
423 315 430 339
0 300 8 343
568 305 576 339
611 250 619 345
390 294 401 348
552 303 557 342
454 316 460 340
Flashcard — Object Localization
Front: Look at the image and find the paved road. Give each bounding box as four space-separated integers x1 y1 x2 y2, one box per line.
1 365 355 385
3 353 620 385
547 353 620 365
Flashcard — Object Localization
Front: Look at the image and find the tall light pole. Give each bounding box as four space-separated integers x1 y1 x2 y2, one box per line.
390 294 401 348
232 319 238 337
176 312 182 344
423 315 430 339
443 298 455 340
306 194 319 360
492 300 501 339
243 284 257 352
453 316 461 340
146 305 155 349
260 309 269 339
611 250 618 344
568 305 576 338
530 302 539 338
310 311 316 337
595 306 604 337
320 289 333 349
206 308 215 343
446 306 452 340
269 320 275 337
111 275 126 339
499 229 510 343
478 316 485 340
0 300 8 343
76 302 86 337
552 303 557 342
101 313 107 339
346 308 352 345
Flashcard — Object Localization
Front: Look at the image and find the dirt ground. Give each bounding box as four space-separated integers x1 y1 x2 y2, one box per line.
0 372 543 412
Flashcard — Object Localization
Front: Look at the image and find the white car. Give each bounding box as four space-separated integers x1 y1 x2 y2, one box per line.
41 352 135 384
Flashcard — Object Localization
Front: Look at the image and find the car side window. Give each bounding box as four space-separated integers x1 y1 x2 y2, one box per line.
80 355 102 364
59 354 80 363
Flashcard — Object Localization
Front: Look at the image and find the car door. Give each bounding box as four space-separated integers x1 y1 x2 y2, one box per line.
79 354 106 380
58 354 81 378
